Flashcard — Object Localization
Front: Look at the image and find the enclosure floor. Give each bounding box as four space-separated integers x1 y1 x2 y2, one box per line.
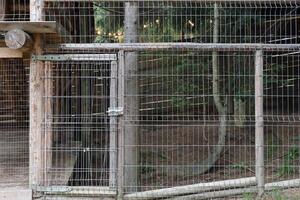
0 126 29 189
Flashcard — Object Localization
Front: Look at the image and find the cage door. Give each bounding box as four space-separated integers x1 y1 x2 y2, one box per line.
42 54 118 189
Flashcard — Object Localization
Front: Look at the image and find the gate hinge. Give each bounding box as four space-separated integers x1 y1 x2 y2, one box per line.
107 107 123 117
35 186 72 194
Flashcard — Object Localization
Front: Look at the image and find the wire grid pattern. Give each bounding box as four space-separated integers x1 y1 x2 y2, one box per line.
0 59 29 188
43 1 299 47
0 0 30 21
264 53 300 184
43 60 114 187
1 0 299 198
40 0 300 197
121 51 256 192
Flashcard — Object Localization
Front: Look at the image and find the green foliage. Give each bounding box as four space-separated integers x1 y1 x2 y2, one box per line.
243 192 254 200
231 162 248 170
270 189 287 200
278 147 299 177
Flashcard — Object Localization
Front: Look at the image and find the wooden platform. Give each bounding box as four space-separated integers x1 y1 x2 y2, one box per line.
0 21 59 33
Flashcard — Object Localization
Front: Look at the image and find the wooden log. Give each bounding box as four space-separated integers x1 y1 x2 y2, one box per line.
168 187 258 200
255 50 264 197
265 179 300 190
124 1 139 193
124 177 257 200
168 179 300 200
5 29 33 51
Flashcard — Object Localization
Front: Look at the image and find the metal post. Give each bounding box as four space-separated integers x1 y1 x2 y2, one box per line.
117 50 125 199
255 50 264 197
109 61 118 188
124 1 139 193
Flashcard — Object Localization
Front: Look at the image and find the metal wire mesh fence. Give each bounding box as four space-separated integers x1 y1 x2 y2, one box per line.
264 53 300 184
125 51 256 192
0 0 300 199
42 1 299 47
43 59 116 187
0 59 29 188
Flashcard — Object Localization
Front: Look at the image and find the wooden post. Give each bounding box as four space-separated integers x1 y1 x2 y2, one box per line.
29 0 45 187
117 50 125 199
124 1 139 193
109 61 118 188
255 50 264 197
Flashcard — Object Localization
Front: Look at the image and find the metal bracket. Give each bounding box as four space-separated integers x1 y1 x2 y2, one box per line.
35 186 72 193
107 107 123 117
31 55 71 62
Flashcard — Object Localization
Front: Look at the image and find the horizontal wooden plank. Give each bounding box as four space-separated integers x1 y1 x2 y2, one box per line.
0 48 23 58
0 21 58 33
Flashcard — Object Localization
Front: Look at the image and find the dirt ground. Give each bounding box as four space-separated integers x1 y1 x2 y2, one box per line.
140 120 300 191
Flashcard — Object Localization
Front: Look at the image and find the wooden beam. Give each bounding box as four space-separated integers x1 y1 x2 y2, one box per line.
0 48 23 58
29 0 46 188
0 21 59 33
29 34 45 187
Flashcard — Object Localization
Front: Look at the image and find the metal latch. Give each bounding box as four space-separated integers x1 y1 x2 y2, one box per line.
107 107 123 117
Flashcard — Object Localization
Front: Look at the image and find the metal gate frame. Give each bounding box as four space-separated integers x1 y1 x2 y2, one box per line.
32 53 119 197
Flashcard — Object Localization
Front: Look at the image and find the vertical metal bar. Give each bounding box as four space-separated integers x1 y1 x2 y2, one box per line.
255 50 264 197
109 61 118 188
44 61 53 186
117 50 125 199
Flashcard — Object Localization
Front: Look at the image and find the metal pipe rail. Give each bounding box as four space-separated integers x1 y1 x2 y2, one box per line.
58 43 300 52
